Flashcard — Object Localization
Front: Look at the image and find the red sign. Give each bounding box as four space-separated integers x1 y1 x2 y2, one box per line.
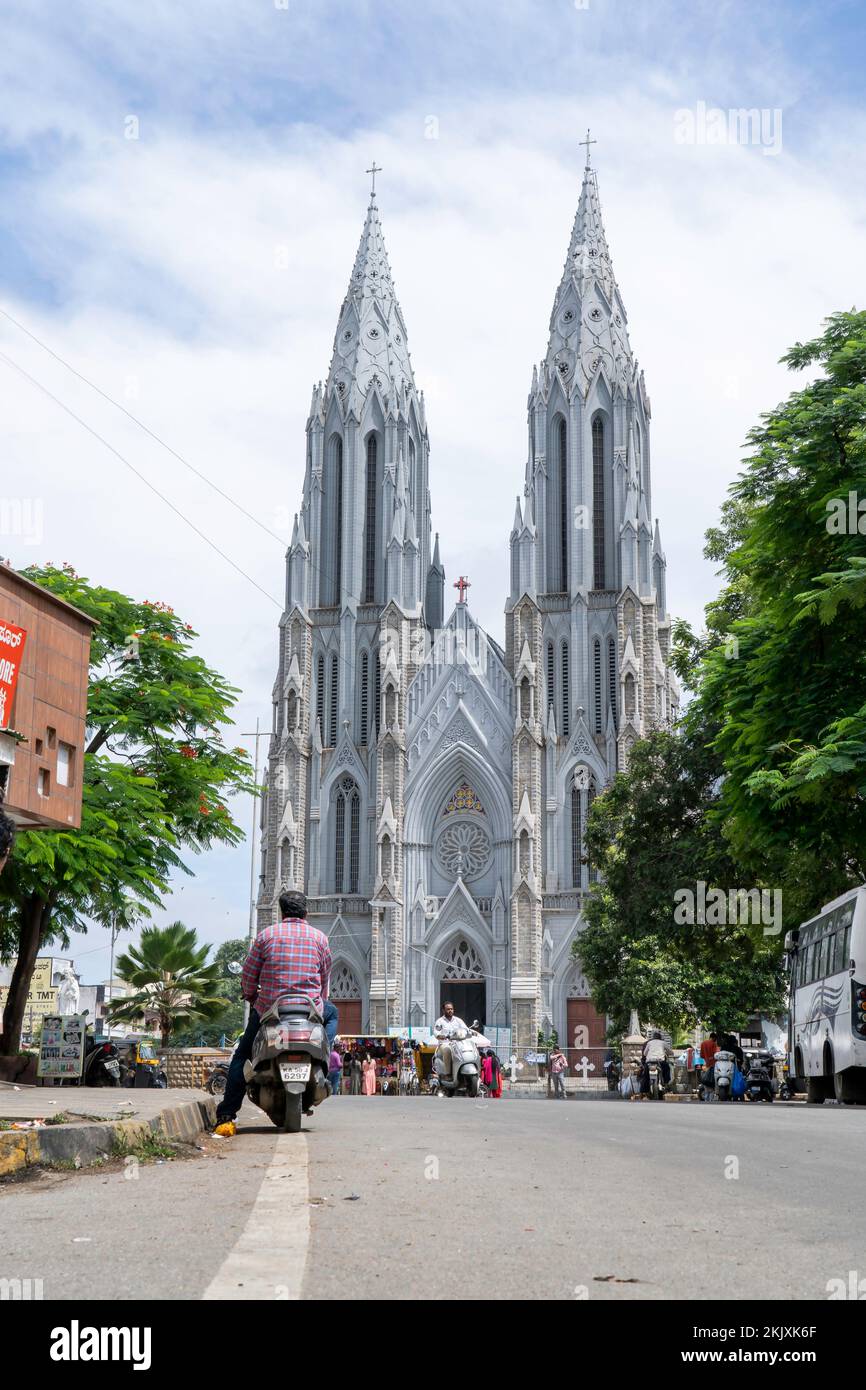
0 619 27 730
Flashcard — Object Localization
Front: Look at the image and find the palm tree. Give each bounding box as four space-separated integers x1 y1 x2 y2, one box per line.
107 921 229 1048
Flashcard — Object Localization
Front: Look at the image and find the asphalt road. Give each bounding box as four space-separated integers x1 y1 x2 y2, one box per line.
3 1095 865 1301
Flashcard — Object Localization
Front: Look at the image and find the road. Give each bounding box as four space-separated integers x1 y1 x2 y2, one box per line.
3 1095 864 1301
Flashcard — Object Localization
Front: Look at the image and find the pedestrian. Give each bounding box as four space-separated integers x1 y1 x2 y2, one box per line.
481 1049 502 1098
328 1044 342 1096
350 1053 363 1095
550 1045 569 1099
362 1053 377 1096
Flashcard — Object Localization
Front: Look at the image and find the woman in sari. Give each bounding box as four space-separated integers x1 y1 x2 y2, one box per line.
362 1054 378 1096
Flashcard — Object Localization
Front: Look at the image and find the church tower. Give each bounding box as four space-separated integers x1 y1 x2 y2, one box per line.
258 184 444 1034
507 147 680 1046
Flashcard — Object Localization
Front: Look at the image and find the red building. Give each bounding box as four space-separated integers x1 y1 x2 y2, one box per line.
0 566 95 831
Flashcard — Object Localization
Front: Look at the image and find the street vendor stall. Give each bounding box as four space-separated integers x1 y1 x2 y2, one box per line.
335 1034 413 1095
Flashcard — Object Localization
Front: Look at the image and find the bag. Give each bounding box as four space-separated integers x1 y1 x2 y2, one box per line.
731 1065 746 1098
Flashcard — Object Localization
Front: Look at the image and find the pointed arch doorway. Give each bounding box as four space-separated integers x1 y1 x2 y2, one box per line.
331 962 362 1036
439 937 486 1027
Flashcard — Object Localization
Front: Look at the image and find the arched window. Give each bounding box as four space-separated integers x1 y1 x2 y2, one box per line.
334 776 360 893
316 654 325 733
364 434 378 604
322 434 343 606
571 783 582 887
608 636 618 733
546 642 555 725
593 638 602 733
374 651 381 739
592 415 606 589
359 650 369 746
560 640 570 738
558 416 568 592
587 777 597 878
329 653 339 747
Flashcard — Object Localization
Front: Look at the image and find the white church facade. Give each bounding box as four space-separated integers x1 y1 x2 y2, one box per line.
257 156 679 1055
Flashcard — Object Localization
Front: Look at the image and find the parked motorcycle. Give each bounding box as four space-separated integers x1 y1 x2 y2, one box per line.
206 1061 230 1098
745 1050 775 1103
82 1035 121 1087
243 992 330 1132
435 1027 483 1098
605 1056 622 1092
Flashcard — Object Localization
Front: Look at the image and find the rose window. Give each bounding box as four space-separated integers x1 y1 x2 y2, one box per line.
436 821 491 880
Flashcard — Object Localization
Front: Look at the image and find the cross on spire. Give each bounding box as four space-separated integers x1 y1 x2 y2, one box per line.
366 161 382 198
579 128 597 168
454 575 471 604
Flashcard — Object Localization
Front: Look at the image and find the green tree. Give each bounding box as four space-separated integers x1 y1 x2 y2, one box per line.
107 921 228 1048
0 564 254 1055
575 725 785 1036
686 310 866 889
172 937 247 1046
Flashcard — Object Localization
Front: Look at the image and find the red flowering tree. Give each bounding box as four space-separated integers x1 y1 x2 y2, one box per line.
0 565 255 1054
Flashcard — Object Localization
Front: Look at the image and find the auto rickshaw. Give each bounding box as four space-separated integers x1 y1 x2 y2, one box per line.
117 1036 167 1088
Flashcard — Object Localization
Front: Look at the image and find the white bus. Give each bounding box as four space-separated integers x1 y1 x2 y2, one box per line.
785 885 866 1104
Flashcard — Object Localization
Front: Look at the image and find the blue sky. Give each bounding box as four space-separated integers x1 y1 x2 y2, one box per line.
1 0 864 984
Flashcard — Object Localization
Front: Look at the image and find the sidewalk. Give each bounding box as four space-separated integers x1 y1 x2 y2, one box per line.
0 1085 216 1177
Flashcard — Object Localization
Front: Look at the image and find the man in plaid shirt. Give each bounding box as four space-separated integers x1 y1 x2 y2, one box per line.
216 892 338 1125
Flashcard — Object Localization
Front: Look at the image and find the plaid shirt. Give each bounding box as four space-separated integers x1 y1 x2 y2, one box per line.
242 918 332 1019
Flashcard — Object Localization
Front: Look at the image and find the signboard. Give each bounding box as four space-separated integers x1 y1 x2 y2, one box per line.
0 619 27 730
0 958 58 1032
37 1014 86 1081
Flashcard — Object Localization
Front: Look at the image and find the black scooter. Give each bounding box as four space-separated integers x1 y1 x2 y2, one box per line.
745 1050 775 1103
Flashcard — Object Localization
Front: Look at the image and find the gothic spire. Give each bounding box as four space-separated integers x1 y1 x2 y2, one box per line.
326 194 417 404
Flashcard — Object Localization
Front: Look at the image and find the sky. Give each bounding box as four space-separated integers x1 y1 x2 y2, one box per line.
1 0 864 983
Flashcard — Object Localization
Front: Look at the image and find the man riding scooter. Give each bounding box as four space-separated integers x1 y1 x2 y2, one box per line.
640 1030 672 1096
432 1001 473 1091
214 891 338 1131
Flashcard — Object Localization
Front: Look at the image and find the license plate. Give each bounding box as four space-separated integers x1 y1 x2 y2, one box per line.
279 1061 311 1083
105 1061 120 1077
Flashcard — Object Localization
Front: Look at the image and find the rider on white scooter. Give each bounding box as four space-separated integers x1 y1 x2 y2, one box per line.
432 1001 469 1085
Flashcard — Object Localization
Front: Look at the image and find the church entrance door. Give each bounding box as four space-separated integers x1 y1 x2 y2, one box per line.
439 981 486 1028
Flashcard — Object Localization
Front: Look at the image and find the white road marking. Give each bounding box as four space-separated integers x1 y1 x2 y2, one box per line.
202 1135 310 1301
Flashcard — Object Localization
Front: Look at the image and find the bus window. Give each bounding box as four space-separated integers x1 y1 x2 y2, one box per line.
819 935 831 979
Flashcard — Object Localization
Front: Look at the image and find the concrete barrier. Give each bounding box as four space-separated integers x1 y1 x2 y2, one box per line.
0 1094 216 1179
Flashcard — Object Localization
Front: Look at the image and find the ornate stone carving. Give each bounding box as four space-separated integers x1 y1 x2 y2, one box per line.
435 821 491 880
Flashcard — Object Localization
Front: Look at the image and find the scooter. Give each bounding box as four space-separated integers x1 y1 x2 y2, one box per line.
712 1049 737 1102
745 1050 775 1103
206 1061 230 1098
243 992 330 1132
645 1057 667 1100
82 1035 121 1087
435 1027 482 1098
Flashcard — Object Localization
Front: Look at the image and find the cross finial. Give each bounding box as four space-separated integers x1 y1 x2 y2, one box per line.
366 161 382 198
579 128 597 168
454 575 471 604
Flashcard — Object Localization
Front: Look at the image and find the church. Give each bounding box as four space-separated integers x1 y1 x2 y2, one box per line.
256 153 679 1057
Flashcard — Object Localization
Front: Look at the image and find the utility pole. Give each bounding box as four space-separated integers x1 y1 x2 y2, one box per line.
239 718 267 1026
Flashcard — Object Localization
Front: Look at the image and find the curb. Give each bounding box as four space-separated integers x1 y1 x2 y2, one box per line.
0 1095 217 1179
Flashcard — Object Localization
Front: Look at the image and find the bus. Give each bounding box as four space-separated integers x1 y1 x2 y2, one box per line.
784 885 866 1104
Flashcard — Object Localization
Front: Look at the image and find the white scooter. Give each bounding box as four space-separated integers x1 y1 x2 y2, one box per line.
434 1025 490 1098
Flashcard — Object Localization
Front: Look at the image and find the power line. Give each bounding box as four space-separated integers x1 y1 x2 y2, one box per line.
0 347 283 611
0 304 287 548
